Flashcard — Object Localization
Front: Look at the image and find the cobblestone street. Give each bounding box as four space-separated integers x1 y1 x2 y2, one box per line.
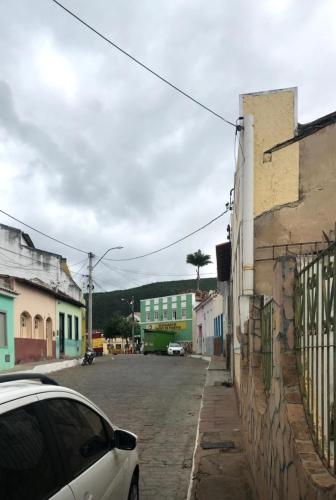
54 355 206 500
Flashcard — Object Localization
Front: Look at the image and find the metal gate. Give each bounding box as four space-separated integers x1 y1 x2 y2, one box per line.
295 242 336 474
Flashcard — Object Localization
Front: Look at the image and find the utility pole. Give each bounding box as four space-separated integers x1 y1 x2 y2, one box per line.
86 246 123 351
131 295 135 352
87 252 94 350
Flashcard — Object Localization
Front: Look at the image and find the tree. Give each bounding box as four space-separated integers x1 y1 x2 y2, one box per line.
104 315 131 341
186 249 212 290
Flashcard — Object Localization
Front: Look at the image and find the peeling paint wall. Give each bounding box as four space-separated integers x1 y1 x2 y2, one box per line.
241 259 336 499
232 88 299 390
0 225 82 301
255 122 336 296
241 88 299 217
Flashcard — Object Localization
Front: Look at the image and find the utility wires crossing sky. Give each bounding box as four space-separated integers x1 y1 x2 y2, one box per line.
50 0 237 128
0 206 229 262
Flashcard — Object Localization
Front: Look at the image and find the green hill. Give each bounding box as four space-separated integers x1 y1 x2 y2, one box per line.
90 277 217 330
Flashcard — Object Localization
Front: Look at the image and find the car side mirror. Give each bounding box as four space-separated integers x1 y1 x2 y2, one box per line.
114 429 137 450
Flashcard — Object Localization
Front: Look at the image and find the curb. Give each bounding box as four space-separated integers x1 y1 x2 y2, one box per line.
186 357 211 500
190 354 211 363
12 359 81 375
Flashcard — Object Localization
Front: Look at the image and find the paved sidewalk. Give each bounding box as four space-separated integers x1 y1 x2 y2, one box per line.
2 357 80 374
189 357 255 500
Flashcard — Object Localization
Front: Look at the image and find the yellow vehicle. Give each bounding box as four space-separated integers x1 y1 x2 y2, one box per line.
111 343 123 355
104 338 129 355
92 333 104 356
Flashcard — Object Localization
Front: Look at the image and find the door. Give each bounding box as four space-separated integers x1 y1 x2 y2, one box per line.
44 397 129 500
198 325 202 354
59 313 65 355
0 398 74 500
0 308 14 369
46 318 53 358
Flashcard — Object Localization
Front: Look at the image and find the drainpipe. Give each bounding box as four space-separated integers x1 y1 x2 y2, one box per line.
236 114 254 404
242 114 254 297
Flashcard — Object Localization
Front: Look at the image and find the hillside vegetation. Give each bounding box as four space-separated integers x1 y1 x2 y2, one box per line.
91 277 217 330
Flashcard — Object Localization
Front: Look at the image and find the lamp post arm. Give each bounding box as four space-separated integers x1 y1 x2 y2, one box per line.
93 246 123 269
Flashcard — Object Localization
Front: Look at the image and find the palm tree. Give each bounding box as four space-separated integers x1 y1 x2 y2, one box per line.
186 249 212 290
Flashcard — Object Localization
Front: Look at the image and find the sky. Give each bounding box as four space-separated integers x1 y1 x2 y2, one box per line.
0 0 336 292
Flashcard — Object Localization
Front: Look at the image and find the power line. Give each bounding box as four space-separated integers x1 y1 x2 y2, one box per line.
50 0 237 128
97 262 216 278
99 261 147 288
69 257 88 267
0 203 231 266
0 209 88 254
92 278 108 293
70 258 88 275
104 207 230 262
0 245 85 277
98 262 149 288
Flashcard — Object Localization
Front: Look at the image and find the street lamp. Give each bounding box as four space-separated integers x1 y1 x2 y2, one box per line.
121 296 135 353
87 246 123 350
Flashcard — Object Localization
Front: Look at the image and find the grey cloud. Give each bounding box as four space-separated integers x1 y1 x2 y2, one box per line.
0 0 335 289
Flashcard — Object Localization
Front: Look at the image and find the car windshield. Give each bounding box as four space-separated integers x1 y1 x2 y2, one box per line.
169 343 180 347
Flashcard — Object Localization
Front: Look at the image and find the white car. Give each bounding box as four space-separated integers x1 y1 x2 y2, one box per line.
0 373 139 500
167 342 185 356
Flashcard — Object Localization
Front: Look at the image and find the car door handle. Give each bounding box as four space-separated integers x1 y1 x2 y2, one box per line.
84 493 94 500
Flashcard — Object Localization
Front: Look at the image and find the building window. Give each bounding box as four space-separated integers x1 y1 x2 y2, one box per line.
20 311 32 338
163 310 168 320
34 315 44 339
154 310 159 320
146 312 150 321
172 309 177 320
74 316 79 341
0 312 7 348
68 315 72 340
181 308 187 320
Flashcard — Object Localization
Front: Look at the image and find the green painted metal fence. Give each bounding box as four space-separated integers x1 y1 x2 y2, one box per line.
295 242 336 475
261 300 273 395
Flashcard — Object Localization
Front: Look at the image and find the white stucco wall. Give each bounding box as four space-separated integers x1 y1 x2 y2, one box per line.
194 294 223 355
0 225 82 301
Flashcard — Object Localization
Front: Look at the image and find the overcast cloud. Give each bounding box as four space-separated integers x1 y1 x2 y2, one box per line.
0 0 335 292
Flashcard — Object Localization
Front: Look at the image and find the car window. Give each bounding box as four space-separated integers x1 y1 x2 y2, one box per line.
46 398 112 479
0 403 60 500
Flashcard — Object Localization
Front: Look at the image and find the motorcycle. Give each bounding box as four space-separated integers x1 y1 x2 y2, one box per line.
81 350 95 366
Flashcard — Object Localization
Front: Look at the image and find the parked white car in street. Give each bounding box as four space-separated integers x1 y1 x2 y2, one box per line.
167 342 185 356
0 373 139 500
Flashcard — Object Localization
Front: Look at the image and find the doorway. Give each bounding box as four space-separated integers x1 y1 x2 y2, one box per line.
198 324 202 354
59 313 65 356
46 318 53 357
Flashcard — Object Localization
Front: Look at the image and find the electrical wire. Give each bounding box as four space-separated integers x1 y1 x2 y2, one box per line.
104 207 230 262
92 278 108 293
69 257 88 267
97 262 216 278
0 209 88 254
70 258 88 275
51 0 236 128
98 261 148 288
0 246 85 277
0 202 231 267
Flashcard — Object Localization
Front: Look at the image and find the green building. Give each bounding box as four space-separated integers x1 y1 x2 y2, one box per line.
140 293 196 349
0 287 17 370
56 297 84 358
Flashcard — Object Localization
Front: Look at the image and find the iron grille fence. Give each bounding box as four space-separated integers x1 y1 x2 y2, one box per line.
295 242 336 475
261 299 273 394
